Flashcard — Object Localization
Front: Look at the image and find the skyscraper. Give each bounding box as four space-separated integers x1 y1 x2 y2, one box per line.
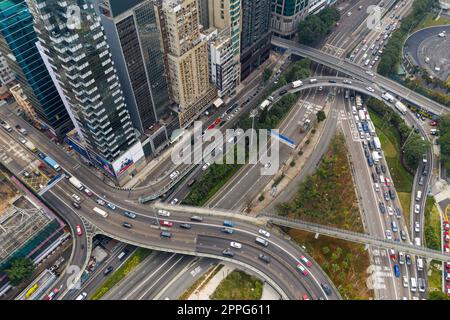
270 0 310 38
240 0 272 80
26 0 146 184
0 52 14 86
0 0 72 138
155 0 217 128
97 0 171 134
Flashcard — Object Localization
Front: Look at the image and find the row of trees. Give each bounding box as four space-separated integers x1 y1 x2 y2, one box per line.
438 113 450 173
378 0 436 77
367 98 429 170
4 257 35 286
297 7 341 46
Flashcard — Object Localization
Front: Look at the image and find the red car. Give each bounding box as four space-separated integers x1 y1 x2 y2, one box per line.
160 220 173 227
431 120 438 126
300 256 312 267
302 294 310 300
444 221 450 231
447 285 450 297
385 177 391 186
76 225 83 236
444 244 449 254
296 263 308 276
444 233 450 243
44 287 60 300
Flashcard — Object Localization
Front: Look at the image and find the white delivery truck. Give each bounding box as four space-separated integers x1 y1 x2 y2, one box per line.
259 99 271 111
69 176 84 190
358 109 366 121
372 151 381 164
367 121 376 136
381 92 395 103
394 101 407 114
291 80 303 88
24 141 37 153
373 137 381 150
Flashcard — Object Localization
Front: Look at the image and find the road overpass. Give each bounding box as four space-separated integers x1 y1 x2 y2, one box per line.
271 37 448 116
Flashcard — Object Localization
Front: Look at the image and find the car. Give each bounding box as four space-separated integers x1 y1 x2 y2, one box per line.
414 204 420 214
400 230 406 241
158 209 171 217
122 222 132 229
343 79 352 84
72 194 81 202
107 203 116 210
160 220 173 227
103 266 113 276
45 287 61 300
302 294 310 300
279 89 287 96
72 201 81 209
387 206 393 216
321 283 332 296
444 244 449 254
38 152 46 159
170 198 179 205
169 171 180 179
258 229 270 237
221 228 234 234
300 256 312 267
384 191 390 201
430 120 438 126
84 188 93 197
385 177 391 186
405 254 411 265
365 71 375 77
179 223 192 229
96 198 105 206
123 211 136 219
393 264 400 277
366 87 375 93
18 136 27 144
75 224 83 236
296 264 308 276
403 276 409 288
230 241 242 249
398 252 405 264
222 248 234 257
22 170 30 178
385 230 392 240
34 170 40 177
444 221 450 231
379 202 386 214
202 162 210 171
414 221 420 232
444 233 450 243
375 165 380 174
258 254 271 263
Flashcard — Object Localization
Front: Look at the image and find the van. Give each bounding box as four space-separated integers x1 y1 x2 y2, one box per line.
255 237 269 247
309 78 317 84
415 190 422 201
223 220 235 227
75 292 87 300
418 176 424 186
391 221 398 232
117 250 129 261
402 276 408 288
418 278 425 292
160 231 172 238
410 277 417 292
190 216 203 222
414 237 421 246
416 257 424 271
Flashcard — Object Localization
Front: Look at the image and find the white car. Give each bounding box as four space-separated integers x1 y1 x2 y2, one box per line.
258 229 270 237
387 206 393 216
264 161 271 168
343 79 352 84
414 204 420 214
366 86 375 92
365 70 375 77
18 136 27 144
230 241 242 249
414 221 420 232
202 162 210 171
169 170 180 180
170 198 179 205
385 230 392 240
158 209 171 217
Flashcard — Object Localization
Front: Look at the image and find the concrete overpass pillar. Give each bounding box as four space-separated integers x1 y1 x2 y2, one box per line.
314 233 319 239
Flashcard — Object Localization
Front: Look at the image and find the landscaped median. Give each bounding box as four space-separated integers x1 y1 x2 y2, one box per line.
210 270 263 300
90 248 151 300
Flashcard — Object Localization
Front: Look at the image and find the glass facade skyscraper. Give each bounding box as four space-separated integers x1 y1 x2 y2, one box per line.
0 0 72 138
270 0 310 38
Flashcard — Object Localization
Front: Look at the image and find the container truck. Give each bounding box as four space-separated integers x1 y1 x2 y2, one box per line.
394 101 407 114
291 80 303 88
69 176 84 190
373 137 381 150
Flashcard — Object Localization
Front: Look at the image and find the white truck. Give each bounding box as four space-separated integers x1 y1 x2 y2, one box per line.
69 176 84 190
381 92 395 103
355 95 362 107
24 141 37 153
358 109 366 121
372 151 381 164
259 99 271 111
291 80 303 88
367 121 376 136
395 101 407 114
373 137 381 150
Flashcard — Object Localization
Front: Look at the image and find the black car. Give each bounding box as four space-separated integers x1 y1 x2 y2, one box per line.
422 165 428 176
400 230 406 241
38 152 46 159
364 149 369 158
222 248 234 257
395 207 401 219
380 164 386 173
103 266 113 276
375 165 380 174
372 172 378 183
368 141 374 150
279 89 288 96
379 202 386 214
71 201 81 209
388 189 395 200
321 283 332 296
179 223 192 229
328 79 337 83
258 254 271 263
122 222 132 229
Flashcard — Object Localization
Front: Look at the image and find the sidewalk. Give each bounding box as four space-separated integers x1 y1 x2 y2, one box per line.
188 263 235 300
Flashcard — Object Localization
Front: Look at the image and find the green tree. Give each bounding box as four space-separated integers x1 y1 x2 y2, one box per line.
403 134 429 169
263 67 272 83
316 110 326 122
429 290 450 300
6 257 35 285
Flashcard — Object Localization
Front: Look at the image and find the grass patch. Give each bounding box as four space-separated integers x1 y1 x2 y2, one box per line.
415 13 450 31
424 197 441 250
398 192 412 226
289 229 373 299
210 270 263 300
428 260 443 293
90 248 151 300
276 133 364 232
179 264 223 300
369 111 413 193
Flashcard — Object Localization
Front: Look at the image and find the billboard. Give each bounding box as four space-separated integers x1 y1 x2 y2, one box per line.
112 142 145 177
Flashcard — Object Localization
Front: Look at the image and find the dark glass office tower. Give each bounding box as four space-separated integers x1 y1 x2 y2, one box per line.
97 0 171 133
0 0 72 138
240 0 272 80
270 0 310 38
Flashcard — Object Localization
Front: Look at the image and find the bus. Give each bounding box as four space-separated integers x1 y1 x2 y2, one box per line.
43 156 61 171
93 207 108 218
25 284 38 299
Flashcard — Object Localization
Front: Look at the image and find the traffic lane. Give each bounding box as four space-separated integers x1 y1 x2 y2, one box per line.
196 235 326 300
0 129 35 173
